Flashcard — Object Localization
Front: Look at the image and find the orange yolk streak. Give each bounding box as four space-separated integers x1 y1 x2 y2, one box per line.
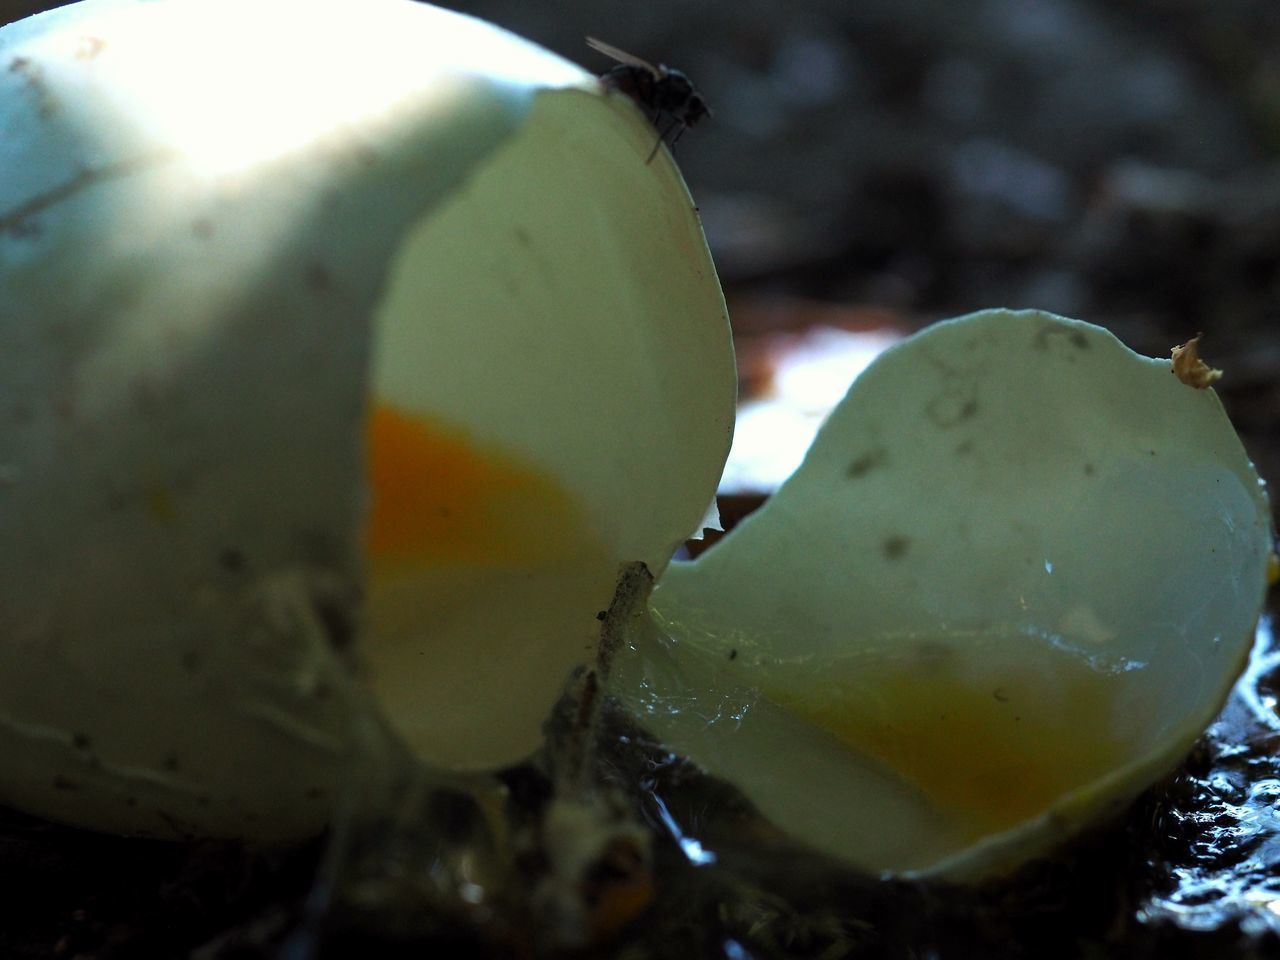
771 648 1133 845
364 404 588 571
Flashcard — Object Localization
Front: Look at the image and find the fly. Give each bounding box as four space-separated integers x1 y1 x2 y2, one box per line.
586 37 710 163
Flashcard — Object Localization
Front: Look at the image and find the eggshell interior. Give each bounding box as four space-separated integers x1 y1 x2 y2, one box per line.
362 84 736 770
615 310 1272 879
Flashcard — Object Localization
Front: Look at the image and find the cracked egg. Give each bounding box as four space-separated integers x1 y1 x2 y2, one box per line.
0 0 1272 886
0 0 732 840
611 309 1273 881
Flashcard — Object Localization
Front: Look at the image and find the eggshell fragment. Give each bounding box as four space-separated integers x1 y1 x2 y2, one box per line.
613 309 1272 880
0 0 733 839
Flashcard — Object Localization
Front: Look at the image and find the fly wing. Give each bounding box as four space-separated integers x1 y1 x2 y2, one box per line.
586 37 659 76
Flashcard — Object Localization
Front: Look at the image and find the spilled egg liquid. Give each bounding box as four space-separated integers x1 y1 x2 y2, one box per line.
762 634 1140 848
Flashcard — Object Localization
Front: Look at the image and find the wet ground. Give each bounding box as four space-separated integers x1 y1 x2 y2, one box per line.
1137 616 1280 945
4 613 1280 958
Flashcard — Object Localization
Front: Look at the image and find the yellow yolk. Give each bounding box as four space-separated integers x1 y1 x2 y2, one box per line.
769 644 1134 845
364 403 590 571
359 403 616 767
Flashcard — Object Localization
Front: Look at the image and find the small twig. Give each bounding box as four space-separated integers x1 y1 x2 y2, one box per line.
562 561 655 791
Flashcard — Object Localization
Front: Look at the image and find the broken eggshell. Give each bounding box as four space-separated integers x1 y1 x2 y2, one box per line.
3 0 1269 890
0 0 734 839
612 309 1273 882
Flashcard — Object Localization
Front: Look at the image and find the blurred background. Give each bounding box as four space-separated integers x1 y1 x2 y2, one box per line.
441 0 1280 500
